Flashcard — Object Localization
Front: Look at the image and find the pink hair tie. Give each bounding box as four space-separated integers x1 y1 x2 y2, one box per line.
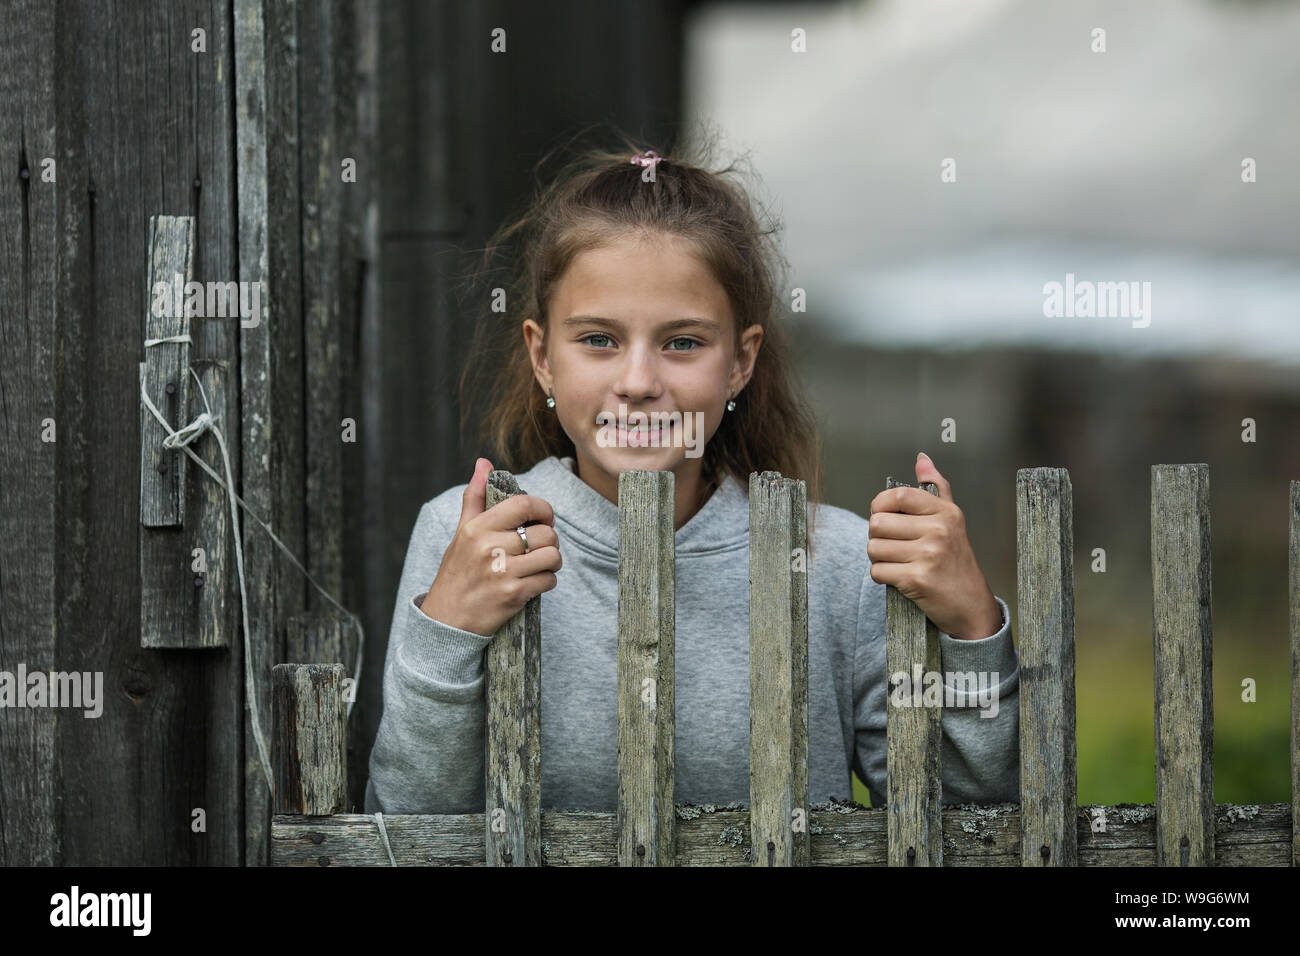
630 150 662 168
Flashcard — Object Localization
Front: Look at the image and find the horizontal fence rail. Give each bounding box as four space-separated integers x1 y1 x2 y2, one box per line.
270 802 1293 866
270 466 1300 866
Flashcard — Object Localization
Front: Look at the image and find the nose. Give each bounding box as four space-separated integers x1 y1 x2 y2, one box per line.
613 344 662 402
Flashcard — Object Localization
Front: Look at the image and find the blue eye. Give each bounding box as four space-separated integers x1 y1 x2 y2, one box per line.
580 334 699 350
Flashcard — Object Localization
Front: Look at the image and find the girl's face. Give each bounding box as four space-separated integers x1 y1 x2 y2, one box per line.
523 231 762 502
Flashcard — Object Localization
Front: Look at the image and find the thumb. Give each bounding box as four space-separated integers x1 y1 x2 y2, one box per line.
914 452 954 502
457 457 494 526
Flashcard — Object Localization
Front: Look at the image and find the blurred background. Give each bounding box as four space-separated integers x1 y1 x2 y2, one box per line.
677 0 1300 806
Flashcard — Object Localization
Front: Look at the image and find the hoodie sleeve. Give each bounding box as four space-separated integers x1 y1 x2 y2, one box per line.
851 569 1021 807
364 499 496 814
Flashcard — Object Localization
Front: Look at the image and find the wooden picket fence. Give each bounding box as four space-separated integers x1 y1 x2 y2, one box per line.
269 466 1300 866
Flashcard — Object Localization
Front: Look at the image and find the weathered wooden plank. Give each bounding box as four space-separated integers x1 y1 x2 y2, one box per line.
1015 467 1077 865
334 0 370 817
179 0 244 865
236 0 307 865
884 477 943 866
298 0 370 810
352 0 384 822
139 216 234 652
0 0 59 866
269 802 1293 867
617 469 676 866
188 359 235 653
1151 464 1214 866
272 664 348 815
139 215 194 528
136 216 194 653
301 0 346 617
749 471 810 867
483 470 542 866
1290 480 1299 868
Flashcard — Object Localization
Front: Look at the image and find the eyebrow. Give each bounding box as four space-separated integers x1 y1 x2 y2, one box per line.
560 315 721 333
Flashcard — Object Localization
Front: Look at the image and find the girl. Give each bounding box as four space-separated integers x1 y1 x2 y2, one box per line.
365 134 1019 814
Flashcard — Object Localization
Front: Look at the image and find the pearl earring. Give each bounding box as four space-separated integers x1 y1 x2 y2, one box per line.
546 388 556 409
726 395 736 412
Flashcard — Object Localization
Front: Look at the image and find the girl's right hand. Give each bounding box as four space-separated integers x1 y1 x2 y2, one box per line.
420 457 562 637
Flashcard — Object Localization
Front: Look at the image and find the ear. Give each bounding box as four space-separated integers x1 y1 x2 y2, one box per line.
522 318 552 389
730 323 764 392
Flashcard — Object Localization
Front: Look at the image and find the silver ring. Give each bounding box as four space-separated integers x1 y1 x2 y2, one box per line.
515 525 530 553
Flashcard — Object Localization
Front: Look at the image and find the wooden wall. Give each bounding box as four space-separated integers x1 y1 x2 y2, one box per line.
1 0 248 866
0 0 373 866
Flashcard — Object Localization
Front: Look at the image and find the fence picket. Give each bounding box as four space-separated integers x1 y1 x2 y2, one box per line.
272 663 347 815
1151 464 1214 866
1289 480 1299 867
616 469 677 866
749 471 810 866
484 470 542 866
884 477 944 866
1015 467 1078 865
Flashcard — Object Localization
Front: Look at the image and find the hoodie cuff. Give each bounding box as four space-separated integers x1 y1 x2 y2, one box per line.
937 594 1019 696
398 593 497 686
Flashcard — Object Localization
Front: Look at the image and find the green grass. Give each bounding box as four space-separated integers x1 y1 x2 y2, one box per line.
851 631 1291 808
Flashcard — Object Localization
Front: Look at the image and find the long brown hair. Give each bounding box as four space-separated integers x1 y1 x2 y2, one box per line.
457 126 823 532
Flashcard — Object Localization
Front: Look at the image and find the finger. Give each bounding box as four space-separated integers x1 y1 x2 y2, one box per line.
499 523 558 556
866 536 916 564
504 545 563 579
914 452 954 503
868 561 909 589
870 485 945 517
867 511 926 541
510 567 560 604
456 458 494 528
483 493 556 532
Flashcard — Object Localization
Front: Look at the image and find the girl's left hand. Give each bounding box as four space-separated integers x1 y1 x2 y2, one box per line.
866 452 1003 641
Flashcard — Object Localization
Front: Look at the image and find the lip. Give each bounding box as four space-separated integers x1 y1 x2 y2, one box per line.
610 424 669 445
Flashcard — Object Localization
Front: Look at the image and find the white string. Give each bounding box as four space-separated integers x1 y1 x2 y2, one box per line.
144 333 194 347
140 347 367 801
373 812 398 866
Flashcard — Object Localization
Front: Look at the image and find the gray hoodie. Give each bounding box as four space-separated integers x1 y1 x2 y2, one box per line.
365 455 1020 813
